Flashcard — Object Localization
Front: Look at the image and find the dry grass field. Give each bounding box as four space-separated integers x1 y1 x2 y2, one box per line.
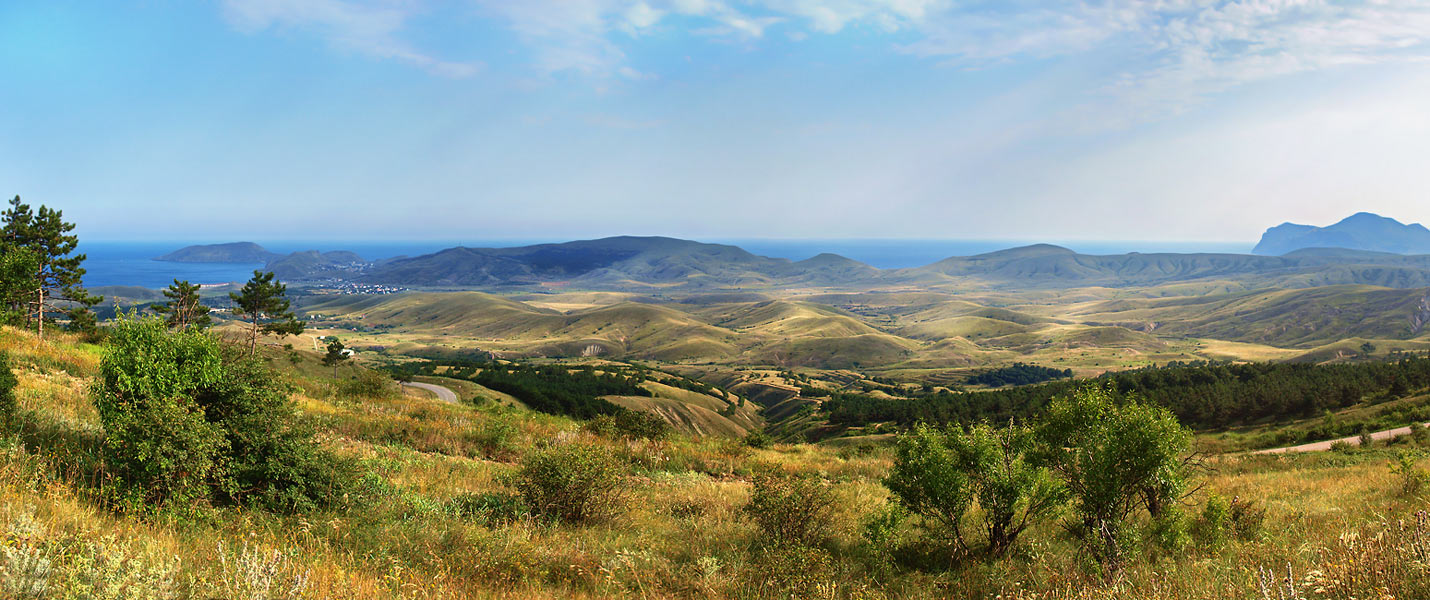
3 325 1428 599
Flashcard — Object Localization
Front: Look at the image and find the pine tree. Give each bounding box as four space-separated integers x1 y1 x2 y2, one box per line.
153 279 211 330
322 337 349 378
0 351 18 431
229 271 304 355
0 247 39 326
0 196 101 337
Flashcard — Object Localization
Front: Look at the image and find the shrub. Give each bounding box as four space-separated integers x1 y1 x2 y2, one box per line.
1193 494 1231 548
885 422 1062 556
510 441 627 523
339 369 395 399
1031 384 1192 572
95 317 354 513
743 467 837 548
0 351 18 431
1228 495 1267 540
94 318 228 511
743 430 772 449
743 545 836 599
583 409 669 440
859 503 908 568
1390 452 1429 497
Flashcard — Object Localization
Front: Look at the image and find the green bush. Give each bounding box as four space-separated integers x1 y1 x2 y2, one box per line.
582 409 670 440
1193 494 1230 548
743 468 837 548
885 422 1062 556
339 369 395 399
742 545 835 599
743 430 772 449
0 351 18 431
1031 384 1192 571
1390 452 1429 497
1228 495 1266 540
94 317 355 513
100 394 226 512
510 441 627 523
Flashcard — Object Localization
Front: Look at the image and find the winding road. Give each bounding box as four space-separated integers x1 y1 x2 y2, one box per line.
1253 421 1430 454
402 381 459 404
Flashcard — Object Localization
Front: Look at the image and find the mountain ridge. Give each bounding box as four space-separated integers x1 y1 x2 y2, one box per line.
1253 212 1430 255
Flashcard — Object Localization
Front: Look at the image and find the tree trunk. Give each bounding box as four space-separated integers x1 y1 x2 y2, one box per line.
36 287 44 339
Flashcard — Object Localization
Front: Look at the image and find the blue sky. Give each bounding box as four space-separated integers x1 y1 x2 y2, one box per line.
4 1 1430 243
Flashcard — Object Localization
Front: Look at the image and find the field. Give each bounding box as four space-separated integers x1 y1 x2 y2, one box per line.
3 326 1430 599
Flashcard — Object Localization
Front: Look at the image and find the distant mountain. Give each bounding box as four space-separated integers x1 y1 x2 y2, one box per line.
1253 212 1430 255
359 236 843 288
350 236 1430 291
155 242 282 263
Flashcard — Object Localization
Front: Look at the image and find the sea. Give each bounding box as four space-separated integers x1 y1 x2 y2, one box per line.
77 239 1254 290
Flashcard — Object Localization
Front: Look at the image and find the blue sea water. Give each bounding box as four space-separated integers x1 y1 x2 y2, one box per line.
78 239 1253 289
78 241 467 289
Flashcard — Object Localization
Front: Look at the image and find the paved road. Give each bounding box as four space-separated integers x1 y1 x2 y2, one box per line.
1253 421 1430 454
402 381 459 404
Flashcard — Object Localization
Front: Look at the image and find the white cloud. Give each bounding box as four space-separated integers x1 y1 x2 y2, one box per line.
221 0 480 77
219 0 1430 123
899 1 1430 124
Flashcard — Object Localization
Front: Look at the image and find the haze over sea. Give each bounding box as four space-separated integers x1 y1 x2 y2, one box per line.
80 239 1252 289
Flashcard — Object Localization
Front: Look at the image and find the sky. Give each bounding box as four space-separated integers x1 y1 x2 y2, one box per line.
4 1 1430 243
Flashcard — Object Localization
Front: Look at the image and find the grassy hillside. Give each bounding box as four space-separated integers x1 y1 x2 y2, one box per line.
2 325 1429 599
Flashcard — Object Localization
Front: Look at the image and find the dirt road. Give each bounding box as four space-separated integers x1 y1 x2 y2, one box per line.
402 381 459 404
1253 422 1430 454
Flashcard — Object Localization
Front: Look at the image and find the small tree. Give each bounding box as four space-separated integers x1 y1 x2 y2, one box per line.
229 271 303 355
0 351 18 431
153 279 211 331
322 337 348 378
1032 384 1192 572
0 196 101 337
957 423 1065 556
885 424 975 553
885 422 1062 557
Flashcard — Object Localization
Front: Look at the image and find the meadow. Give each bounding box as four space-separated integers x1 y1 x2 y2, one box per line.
2 325 1428 599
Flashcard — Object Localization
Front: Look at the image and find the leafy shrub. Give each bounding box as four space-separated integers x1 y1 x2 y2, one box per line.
1193 494 1230 548
94 317 354 513
742 545 836 599
583 409 669 440
1149 506 1191 555
0 351 18 431
338 369 395 399
1390 452 1429 497
859 503 907 569
885 422 1063 556
1031 384 1192 571
510 441 628 523
1228 495 1267 540
743 468 837 548
743 430 772 449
